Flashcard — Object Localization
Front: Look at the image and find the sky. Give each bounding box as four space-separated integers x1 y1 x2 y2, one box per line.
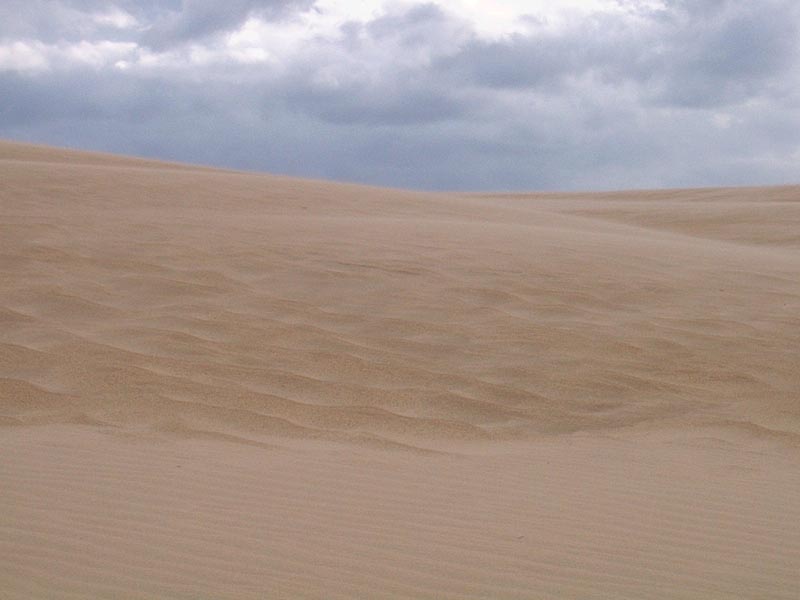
1 0 799 191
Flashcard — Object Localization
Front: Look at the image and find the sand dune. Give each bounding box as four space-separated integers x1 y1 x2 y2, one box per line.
2 140 800 597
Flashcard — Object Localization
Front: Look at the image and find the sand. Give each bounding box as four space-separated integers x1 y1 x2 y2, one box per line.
1 139 799 598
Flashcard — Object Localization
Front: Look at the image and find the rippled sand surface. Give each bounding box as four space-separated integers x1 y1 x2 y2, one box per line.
2 140 800 598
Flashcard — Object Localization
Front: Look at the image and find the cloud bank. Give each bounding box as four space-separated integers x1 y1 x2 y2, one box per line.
1 0 798 190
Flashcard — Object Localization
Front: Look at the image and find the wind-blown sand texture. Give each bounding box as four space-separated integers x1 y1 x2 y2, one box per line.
2 140 800 598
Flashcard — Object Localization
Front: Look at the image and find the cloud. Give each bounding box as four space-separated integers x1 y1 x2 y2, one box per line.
647 1 800 107
0 1 154 44
0 0 799 191
437 1 799 107
139 0 316 50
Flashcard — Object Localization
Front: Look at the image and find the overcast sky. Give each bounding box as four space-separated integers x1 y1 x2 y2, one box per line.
1 0 799 191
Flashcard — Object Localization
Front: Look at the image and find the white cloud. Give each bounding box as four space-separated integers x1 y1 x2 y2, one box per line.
309 0 636 40
62 40 138 68
0 39 140 72
0 41 49 72
446 0 620 37
712 112 733 129
224 16 309 65
92 9 138 30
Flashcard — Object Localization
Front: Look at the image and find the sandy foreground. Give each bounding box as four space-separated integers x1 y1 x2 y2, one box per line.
1 140 800 598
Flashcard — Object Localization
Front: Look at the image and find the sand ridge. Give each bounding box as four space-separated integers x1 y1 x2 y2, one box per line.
2 139 800 597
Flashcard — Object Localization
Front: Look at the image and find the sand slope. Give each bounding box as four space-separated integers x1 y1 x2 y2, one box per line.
2 140 800 597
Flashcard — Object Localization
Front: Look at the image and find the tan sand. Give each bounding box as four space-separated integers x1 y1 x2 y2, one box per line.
1 139 799 598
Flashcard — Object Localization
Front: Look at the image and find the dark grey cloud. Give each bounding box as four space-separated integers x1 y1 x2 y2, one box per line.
1 1 799 191
648 2 800 107
140 0 315 50
0 68 217 126
437 0 799 109
365 2 458 45
282 79 470 126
